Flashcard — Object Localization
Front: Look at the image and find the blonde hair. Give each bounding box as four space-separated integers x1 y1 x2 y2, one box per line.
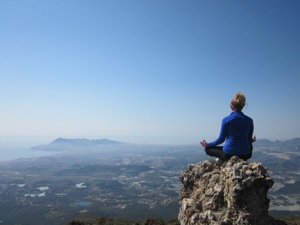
231 92 246 111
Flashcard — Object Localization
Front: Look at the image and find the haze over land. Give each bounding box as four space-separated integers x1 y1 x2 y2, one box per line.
0 138 299 224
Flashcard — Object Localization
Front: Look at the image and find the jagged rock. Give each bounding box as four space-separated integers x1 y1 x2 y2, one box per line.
178 157 287 225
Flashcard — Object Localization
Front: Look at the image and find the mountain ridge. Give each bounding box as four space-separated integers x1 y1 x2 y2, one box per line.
31 137 300 151
254 138 300 147
31 138 123 151
50 137 122 145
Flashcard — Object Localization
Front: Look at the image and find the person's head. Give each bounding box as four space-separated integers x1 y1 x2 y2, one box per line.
230 92 246 111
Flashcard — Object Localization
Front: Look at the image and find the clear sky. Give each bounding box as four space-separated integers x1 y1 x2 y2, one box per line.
0 0 299 145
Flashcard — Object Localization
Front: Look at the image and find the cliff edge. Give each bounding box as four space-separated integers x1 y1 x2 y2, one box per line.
178 157 287 225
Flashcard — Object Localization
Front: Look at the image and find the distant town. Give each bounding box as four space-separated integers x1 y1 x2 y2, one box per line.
0 138 299 225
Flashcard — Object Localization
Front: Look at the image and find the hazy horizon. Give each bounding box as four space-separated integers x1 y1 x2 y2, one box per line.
0 134 299 162
1 134 299 147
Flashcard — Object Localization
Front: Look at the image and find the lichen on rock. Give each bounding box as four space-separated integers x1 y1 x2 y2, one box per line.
178 157 287 225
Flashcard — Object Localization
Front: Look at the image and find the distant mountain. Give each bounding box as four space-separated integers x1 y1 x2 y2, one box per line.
31 138 122 152
254 138 300 147
31 137 300 152
254 139 275 147
50 138 121 145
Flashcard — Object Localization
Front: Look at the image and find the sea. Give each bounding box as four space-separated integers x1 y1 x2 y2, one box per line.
0 147 63 162
0 137 62 162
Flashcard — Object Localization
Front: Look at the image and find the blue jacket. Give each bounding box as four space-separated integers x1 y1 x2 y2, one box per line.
207 111 254 156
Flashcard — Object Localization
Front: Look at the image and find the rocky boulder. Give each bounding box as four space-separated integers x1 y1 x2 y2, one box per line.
178 157 287 225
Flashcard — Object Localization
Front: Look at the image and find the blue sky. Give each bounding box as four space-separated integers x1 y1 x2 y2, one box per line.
0 0 299 145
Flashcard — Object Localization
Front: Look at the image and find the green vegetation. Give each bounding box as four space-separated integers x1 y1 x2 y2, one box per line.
67 217 180 225
281 216 300 225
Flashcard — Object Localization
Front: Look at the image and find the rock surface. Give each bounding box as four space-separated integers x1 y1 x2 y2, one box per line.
178 157 287 225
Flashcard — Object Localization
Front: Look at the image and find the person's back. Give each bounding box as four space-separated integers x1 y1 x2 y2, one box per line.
223 111 253 156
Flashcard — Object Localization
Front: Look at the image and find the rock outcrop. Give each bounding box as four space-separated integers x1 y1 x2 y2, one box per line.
178 157 287 225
